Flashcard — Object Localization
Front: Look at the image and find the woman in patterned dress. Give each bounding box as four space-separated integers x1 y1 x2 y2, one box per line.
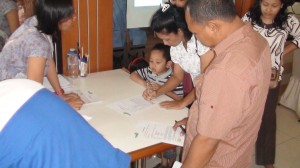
242 0 300 168
0 0 84 109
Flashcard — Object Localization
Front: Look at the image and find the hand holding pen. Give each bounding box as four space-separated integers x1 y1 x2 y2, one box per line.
173 118 188 135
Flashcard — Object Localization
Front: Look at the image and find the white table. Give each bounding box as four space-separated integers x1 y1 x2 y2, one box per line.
68 69 188 161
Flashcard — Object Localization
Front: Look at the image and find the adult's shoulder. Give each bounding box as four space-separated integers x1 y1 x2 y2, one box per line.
0 0 17 14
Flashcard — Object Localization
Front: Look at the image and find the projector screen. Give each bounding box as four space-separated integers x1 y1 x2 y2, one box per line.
127 0 162 28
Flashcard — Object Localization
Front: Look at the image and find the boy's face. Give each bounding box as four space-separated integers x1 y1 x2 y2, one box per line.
149 50 170 75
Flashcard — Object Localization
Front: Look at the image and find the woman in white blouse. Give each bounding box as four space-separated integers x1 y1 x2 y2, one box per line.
242 0 300 168
145 4 213 109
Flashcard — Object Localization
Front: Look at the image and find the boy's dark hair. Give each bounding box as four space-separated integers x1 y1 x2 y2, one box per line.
128 57 149 74
35 0 74 36
185 0 236 24
249 0 294 29
151 43 171 61
150 3 192 41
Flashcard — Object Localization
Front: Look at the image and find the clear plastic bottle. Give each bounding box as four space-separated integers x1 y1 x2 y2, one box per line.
67 48 79 78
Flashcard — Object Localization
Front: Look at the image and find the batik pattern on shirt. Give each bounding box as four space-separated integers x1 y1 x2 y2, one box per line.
242 13 300 80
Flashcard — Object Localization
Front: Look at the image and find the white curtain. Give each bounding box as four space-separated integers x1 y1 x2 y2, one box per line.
280 50 300 118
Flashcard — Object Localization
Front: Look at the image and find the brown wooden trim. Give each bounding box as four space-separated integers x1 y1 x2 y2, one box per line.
235 0 255 17
98 0 113 71
61 0 113 75
129 143 177 162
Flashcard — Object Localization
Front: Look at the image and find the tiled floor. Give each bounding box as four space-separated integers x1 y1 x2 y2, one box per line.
146 105 300 168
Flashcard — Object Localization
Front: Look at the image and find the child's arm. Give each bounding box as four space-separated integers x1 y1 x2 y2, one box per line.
121 67 130 74
150 83 182 100
130 71 147 87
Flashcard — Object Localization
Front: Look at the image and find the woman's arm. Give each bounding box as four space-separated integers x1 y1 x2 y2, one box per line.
160 88 195 109
165 91 182 101
46 57 62 93
284 15 300 56
46 57 84 110
6 9 20 33
27 57 47 83
283 42 298 57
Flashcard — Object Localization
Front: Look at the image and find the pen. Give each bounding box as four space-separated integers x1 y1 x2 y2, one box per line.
175 120 186 133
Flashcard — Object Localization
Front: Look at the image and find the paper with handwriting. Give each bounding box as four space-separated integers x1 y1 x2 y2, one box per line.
107 95 163 116
134 121 185 146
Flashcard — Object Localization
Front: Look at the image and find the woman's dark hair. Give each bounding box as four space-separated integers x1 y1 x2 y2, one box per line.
128 57 149 74
249 0 295 29
150 3 192 41
151 43 171 61
35 0 74 35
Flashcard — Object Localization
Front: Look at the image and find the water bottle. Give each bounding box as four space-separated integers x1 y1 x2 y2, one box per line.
67 48 79 78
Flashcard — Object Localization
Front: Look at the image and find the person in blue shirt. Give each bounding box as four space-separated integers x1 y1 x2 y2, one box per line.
0 79 130 168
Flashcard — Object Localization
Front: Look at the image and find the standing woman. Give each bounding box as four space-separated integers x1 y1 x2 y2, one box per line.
0 0 20 51
242 0 300 168
0 0 84 109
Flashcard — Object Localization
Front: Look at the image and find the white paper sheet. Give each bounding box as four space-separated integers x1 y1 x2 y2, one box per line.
43 74 72 92
134 121 185 146
172 161 182 168
81 114 92 121
72 90 102 104
107 95 163 116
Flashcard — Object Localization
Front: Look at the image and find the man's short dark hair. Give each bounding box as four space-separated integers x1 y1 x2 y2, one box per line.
35 0 74 35
185 0 237 24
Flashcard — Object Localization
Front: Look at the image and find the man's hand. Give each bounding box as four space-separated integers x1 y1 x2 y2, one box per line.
173 118 188 135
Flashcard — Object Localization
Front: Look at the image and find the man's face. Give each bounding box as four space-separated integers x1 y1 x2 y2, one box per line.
185 8 215 47
169 0 187 7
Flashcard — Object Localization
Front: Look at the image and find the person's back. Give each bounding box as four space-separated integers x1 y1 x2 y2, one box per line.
0 79 130 168
181 0 271 167
0 0 19 51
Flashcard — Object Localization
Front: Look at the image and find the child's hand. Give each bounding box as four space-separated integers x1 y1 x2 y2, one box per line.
149 82 161 90
142 88 157 101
